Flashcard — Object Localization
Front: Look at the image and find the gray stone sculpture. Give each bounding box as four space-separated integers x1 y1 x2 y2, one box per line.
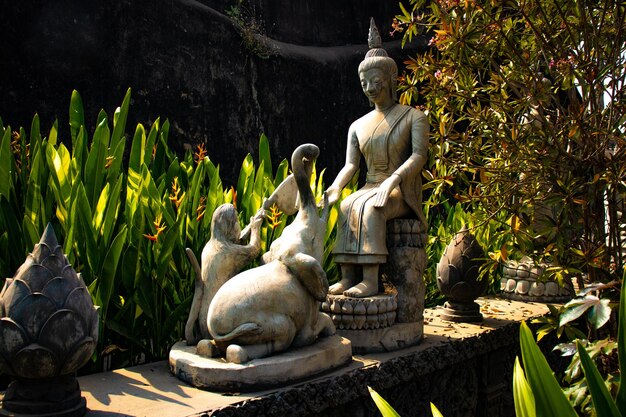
184 204 264 345
325 18 429 298
0 224 98 416
436 227 487 322
500 257 574 302
207 143 336 363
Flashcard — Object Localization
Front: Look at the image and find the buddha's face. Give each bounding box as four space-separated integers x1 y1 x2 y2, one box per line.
359 68 391 106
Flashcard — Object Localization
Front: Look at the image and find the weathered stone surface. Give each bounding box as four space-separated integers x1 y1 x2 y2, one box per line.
337 322 423 354
381 244 427 324
0 224 97 416
500 258 574 303
0 0 426 186
436 228 487 323
77 297 547 417
203 145 335 364
169 336 352 392
322 293 398 330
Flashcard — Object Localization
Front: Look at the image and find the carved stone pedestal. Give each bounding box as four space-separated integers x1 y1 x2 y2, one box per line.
499 259 574 303
323 219 427 354
440 301 482 323
169 335 352 392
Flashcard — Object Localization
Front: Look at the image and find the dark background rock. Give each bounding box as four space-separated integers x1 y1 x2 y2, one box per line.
0 0 427 185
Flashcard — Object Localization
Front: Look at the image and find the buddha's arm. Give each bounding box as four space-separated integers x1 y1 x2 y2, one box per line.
326 127 360 205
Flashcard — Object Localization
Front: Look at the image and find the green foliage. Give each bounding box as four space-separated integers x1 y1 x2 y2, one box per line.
368 386 445 417
516 274 626 417
368 386 401 417
517 321 579 417
0 89 345 371
532 278 621 415
424 200 511 306
513 357 536 417
396 0 626 284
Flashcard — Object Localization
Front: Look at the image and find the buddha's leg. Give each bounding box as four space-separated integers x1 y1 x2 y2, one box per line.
329 264 357 295
344 264 379 298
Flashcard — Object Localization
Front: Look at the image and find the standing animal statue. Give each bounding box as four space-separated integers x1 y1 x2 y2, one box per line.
207 143 336 363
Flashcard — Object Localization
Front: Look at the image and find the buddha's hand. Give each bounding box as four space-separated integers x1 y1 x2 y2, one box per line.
373 174 401 207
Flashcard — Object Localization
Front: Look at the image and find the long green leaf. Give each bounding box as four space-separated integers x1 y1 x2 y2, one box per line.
616 274 626 410
0 127 12 199
110 88 131 152
69 90 85 145
161 296 192 342
145 118 159 167
368 387 401 417
236 153 254 211
45 143 72 226
106 139 125 183
71 126 88 178
92 183 111 235
48 119 58 146
430 403 444 417
129 124 146 176
74 183 98 275
24 142 46 233
513 356 536 417
97 226 128 323
519 321 577 417
577 340 622 417
0 196 24 274
100 174 123 248
258 133 272 179
84 117 110 208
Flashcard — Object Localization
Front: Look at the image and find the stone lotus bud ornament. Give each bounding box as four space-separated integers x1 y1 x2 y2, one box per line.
0 224 98 416
436 226 487 322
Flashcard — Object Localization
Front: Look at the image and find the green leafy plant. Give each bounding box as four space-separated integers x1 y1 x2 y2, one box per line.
0 89 353 372
368 386 444 417
514 274 625 416
395 0 626 285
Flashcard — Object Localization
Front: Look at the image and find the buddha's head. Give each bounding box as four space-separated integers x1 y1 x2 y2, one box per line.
358 18 398 105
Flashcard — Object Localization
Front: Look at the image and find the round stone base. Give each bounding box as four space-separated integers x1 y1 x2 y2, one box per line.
0 398 86 417
500 259 574 303
322 293 397 330
0 376 86 417
336 322 423 354
440 301 483 323
169 335 352 392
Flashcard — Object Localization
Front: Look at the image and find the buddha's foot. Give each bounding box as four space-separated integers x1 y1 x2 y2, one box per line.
343 282 378 298
329 279 354 295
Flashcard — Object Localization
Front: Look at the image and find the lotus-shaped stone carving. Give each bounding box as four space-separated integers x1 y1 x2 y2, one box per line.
0 224 98 380
436 227 486 322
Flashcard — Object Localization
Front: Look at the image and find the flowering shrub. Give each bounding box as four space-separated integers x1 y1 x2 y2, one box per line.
395 0 626 285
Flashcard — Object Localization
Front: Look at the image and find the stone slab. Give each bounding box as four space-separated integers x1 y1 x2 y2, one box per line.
169 335 352 392
1 297 550 417
336 321 423 354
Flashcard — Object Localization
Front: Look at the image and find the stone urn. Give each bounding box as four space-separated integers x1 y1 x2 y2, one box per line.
436 227 487 322
0 224 99 416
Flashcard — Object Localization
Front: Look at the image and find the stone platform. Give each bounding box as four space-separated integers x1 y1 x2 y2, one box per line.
169 335 352 392
55 297 551 417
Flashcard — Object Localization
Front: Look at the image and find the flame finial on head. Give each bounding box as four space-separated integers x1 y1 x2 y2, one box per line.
367 17 382 49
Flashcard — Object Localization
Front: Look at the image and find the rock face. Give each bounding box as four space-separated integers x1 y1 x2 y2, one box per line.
0 0 425 186
0 224 98 416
